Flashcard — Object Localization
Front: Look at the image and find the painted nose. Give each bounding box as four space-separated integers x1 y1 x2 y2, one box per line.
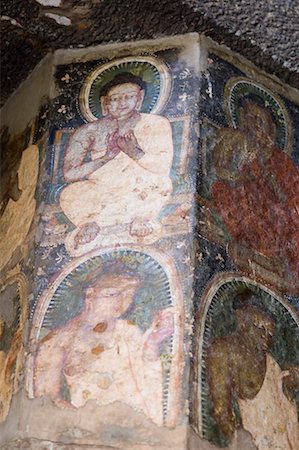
119 98 127 107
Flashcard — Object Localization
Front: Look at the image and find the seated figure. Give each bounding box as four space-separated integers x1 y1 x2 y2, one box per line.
211 101 299 293
59 72 174 247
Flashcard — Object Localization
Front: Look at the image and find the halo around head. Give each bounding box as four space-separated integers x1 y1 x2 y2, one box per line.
80 56 171 122
224 77 292 154
34 250 172 333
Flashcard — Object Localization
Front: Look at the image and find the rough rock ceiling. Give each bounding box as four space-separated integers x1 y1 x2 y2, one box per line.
1 0 299 107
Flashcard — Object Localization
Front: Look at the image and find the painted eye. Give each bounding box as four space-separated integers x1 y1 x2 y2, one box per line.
100 288 120 297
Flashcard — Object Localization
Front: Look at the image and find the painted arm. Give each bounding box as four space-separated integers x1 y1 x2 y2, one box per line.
143 309 174 361
63 127 120 182
281 366 299 403
271 150 299 210
116 130 145 161
207 342 237 440
34 332 66 404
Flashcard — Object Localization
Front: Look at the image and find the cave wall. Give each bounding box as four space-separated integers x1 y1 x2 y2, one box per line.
0 34 298 450
1 34 200 450
191 46 299 450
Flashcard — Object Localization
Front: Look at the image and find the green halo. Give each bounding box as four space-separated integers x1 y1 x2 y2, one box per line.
80 56 171 121
40 249 172 331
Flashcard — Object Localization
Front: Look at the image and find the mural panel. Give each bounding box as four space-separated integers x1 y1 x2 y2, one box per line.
0 273 27 422
41 56 194 255
194 273 299 450
193 54 299 450
28 249 184 427
30 49 198 430
199 73 299 296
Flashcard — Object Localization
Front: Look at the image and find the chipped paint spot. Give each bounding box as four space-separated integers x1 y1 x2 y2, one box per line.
0 16 24 28
36 0 62 6
44 12 71 26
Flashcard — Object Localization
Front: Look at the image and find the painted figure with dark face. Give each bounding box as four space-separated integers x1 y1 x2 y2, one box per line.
207 304 299 450
211 100 299 293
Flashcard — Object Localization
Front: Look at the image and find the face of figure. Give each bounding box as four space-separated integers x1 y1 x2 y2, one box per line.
103 83 144 120
239 102 276 148
236 306 275 350
85 274 139 321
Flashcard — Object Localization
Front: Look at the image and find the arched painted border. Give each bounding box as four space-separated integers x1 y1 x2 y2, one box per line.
27 246 184 428
192 271 299 437
224 77 293 154
79 56 172 122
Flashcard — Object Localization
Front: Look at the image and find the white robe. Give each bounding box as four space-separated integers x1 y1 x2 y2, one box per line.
65 320 164 425
60 113 173 228
35 319 164 426
238 354 298 450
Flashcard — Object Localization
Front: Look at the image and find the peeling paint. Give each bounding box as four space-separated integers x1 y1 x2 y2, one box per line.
44 12 71 26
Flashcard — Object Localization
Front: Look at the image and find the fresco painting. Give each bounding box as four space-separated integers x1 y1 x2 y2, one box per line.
194 274 299 450
61 73 173 250
41 56 193 255
0 273 27 422
199 77 299 295
193 56 299 450
0 40 298 449
27 52 198 428
28 249 184 426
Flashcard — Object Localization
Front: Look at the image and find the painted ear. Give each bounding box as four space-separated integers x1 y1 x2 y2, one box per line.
100 96 109 116
136 89 145 110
